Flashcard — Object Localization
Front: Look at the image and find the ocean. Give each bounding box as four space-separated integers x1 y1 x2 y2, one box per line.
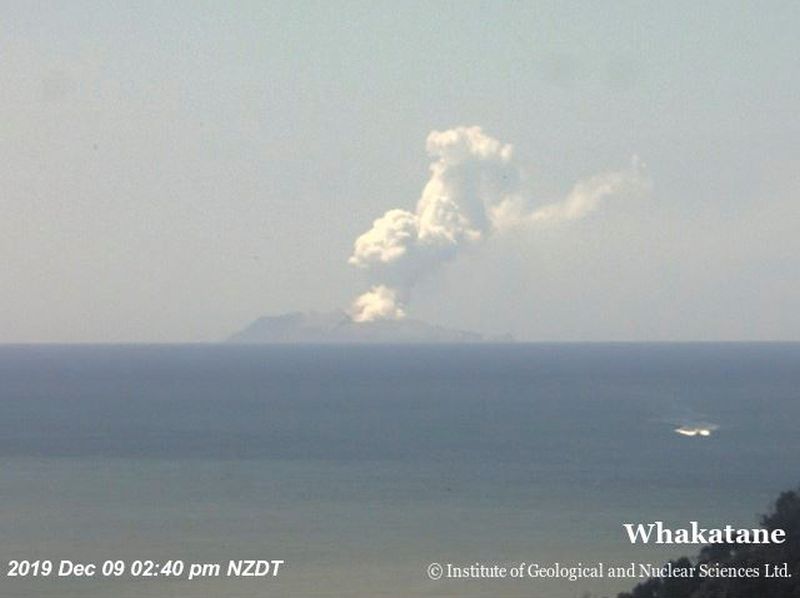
0 344 798 597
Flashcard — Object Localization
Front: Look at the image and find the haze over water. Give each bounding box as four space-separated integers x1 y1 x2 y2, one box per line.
1 343 798 597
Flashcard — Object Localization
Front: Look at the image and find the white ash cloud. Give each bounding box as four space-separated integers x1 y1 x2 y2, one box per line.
348 126 650 321
490 155 649 230
350 285 406 323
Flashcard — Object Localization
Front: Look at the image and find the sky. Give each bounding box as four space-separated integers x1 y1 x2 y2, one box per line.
2 1 799 342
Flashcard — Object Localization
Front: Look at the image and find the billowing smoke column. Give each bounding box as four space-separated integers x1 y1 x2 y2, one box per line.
348 126 649 322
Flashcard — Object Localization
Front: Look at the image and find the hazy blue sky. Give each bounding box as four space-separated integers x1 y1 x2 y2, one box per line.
3 1 799 341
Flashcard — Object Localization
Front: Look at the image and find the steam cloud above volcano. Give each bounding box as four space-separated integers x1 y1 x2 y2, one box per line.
348 126 650 322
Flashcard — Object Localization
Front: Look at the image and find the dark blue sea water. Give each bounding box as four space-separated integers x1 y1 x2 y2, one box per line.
0 344 798 597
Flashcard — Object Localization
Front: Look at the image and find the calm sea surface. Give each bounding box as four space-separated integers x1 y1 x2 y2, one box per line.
0 344 798 597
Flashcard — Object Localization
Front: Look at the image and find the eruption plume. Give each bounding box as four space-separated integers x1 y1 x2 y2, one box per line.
348 126 649 321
